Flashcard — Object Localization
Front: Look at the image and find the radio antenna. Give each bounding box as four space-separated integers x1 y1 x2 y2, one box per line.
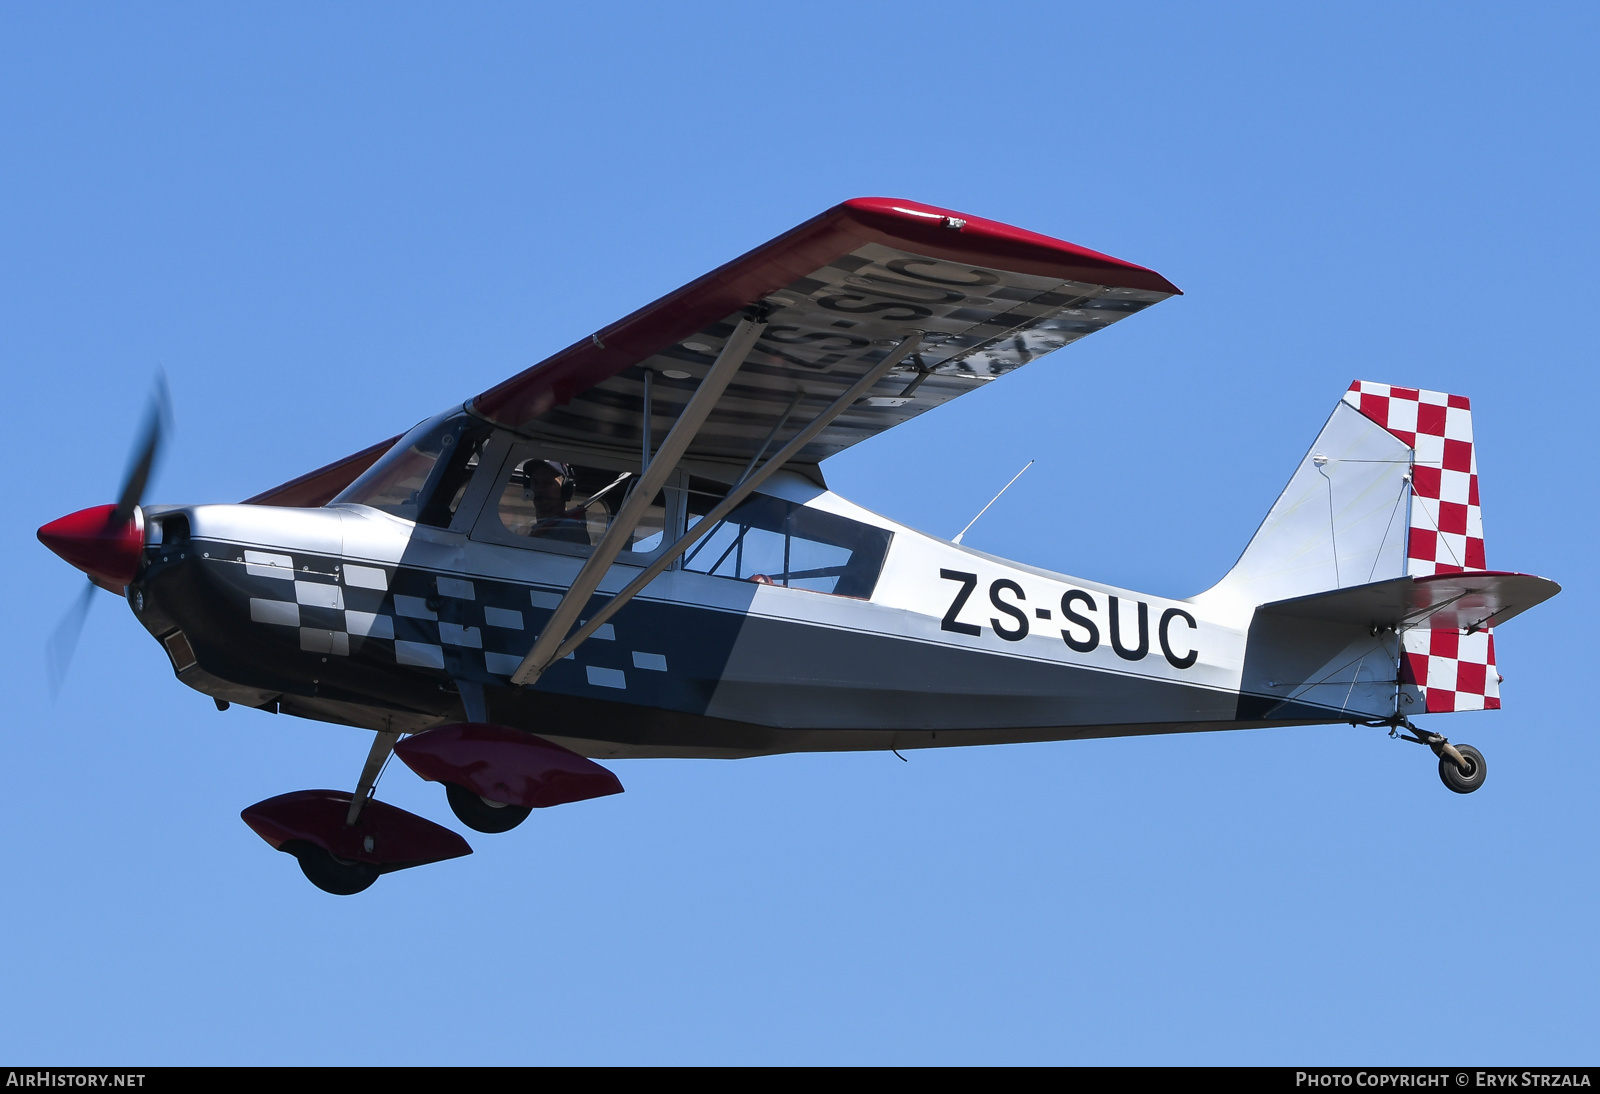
953 460 1034 545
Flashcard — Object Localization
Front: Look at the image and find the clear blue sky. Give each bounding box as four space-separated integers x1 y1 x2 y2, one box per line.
3 2 1595 1064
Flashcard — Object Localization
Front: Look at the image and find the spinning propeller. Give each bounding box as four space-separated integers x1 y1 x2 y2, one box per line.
39 375 172 692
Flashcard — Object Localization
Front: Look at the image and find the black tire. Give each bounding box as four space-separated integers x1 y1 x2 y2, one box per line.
446 782 532 834
286 841 380 895
1438 744 1487 795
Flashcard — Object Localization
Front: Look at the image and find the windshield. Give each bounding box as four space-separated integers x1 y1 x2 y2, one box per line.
334 411 491 526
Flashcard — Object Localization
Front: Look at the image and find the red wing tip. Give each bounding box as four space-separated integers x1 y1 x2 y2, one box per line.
838 197 1181 294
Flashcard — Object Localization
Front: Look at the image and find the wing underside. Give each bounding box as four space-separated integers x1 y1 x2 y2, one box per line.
247 199 1179 503
487 254 1176 467
471 198 1179 468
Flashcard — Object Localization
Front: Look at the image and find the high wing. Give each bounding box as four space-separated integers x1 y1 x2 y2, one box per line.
247 198 1179 504
473 197 1180 464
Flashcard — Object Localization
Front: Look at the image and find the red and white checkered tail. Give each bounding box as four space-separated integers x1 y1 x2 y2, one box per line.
1342 381 1498 712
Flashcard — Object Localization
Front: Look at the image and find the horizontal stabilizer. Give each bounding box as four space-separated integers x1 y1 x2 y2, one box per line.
1259 571 1560 632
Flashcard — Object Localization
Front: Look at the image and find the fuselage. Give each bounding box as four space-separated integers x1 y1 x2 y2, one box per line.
127 421 1353 759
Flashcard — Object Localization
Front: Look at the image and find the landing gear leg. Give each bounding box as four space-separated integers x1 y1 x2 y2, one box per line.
297 728 401 895
1390 718 1487 794
346 728 402 827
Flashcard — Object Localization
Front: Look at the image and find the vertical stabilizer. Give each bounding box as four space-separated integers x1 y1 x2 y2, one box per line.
1208 398 1414 608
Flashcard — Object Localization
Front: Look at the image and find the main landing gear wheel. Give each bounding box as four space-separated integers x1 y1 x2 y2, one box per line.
1438 743 1487 795
446 782 532 833
286 841 379 895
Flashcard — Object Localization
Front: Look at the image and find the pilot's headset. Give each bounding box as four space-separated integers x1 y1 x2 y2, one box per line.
520 459 576 502
546 460 576 502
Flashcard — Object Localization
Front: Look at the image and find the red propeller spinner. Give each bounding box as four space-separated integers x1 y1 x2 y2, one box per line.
37 504 145 588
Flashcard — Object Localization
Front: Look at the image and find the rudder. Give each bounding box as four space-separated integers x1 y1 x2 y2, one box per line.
1342 382 1498 712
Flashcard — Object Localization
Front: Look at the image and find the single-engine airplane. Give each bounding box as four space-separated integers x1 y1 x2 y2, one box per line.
39 199 1561 894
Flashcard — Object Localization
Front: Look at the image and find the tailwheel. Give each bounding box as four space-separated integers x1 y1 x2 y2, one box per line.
1438 743 1487 795
446 782 532 834
1385 720 1489 796
286 840 380 895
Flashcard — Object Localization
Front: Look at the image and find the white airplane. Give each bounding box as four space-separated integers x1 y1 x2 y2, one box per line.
38 198 1560 894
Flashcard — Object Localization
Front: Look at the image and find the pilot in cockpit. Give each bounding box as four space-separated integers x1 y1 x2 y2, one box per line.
523 460 591 544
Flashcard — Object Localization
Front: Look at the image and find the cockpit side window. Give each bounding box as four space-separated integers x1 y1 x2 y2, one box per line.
476 451 668 554
680 477 892 598
335 413 492 527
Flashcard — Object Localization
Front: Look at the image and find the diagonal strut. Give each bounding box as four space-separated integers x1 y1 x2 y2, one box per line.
510 317 765 687
525 332 925 684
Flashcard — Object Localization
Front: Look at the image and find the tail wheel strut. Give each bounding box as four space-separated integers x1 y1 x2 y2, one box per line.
1386 718 1488 795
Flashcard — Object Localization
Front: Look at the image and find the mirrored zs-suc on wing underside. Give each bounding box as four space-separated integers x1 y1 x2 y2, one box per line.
465 197 1181 470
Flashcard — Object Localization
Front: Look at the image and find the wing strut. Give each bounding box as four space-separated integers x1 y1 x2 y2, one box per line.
514 332 924 690
509 317 766 687
641 368 653 470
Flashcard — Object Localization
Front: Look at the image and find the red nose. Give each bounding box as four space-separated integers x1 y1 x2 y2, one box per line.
37 504 145 586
